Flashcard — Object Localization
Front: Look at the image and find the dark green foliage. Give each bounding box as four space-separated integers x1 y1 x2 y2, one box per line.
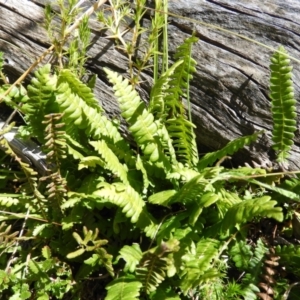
0 5 299 300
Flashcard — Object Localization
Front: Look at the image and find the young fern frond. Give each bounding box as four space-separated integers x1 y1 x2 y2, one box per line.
93 182 145 223
163 36 199 167
25 64 57 143
270 45 297 163
179 238 220 293
136 239 179 294
221 196 283 233
104 68 172 171
197 131 261 170
240 239 268 299
90 140 129 185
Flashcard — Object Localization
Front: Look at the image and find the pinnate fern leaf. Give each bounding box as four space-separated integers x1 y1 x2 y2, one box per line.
180 238 220 293
93 182 145 223
56 70 130 153
163 36 199 167
105 275 143 300
136 239 179 294
25 64 57 143
221 196 283 233
117 244 143 273
104 68 171 169
270 45 297 162
197 131 261 170
229 240 252 269
90 140 129 184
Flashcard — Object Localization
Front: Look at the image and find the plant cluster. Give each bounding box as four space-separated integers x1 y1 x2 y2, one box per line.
0 1 300 299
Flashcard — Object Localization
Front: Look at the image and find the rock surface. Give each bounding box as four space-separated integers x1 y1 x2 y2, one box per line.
1 0 300 169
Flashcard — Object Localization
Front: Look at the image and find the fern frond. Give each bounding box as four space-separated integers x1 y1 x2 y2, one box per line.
270 45 297 162
198 131 261 170
275 244 300 276
163 36 199 167
25 64 57 143
58 69 101 111
240 239 268 299
105 275 143 300
229 240 253 269
169 174 213 206
221 196 283 233
179 238 220 293
149 60 183 120
93 182 145 223
136 239 179 294
104 68 171 170
90 140 129 184
56 71 131 156
0 196 19 207
117 244 143 273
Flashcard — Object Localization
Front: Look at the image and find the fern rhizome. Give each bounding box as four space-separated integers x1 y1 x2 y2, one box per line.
0 1 300 299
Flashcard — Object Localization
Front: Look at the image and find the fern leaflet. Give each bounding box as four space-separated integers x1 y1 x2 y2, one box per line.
105 275 143 300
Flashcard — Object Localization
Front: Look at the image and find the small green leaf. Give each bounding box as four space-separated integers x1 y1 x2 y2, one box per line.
67 248 85 259
42 246 51 259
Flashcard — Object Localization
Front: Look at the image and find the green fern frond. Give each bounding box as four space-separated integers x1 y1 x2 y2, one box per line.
117 244 143 273
240 239 268 299
56 71 130 151
229 240 252 269
25 64 57 143
162 36 199 167
90 140 129 184
198 131 261 170
136 239 179 294
58 69 101 111
149 60 183 120
169 174 213 206
179 238 220 293
270 45 297 162
105 275 143 300
104 68 171 170
93 182 145 223
275 244 300 276
221 196 283 233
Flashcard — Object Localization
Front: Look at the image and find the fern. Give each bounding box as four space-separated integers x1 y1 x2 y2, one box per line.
221 196 283 233
163 36 199 167
179 238 220 293
136 239 179 294
240 239 268 300
229 240 253 270
104 68 172 171
93 182 145 223
270 45 297 162
149 60 183 121
25 64 57 143
197 131 261 170
117 244 143 273
56 69 133 159
275 244 300 277
90 140 129 184
105 275 143 300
